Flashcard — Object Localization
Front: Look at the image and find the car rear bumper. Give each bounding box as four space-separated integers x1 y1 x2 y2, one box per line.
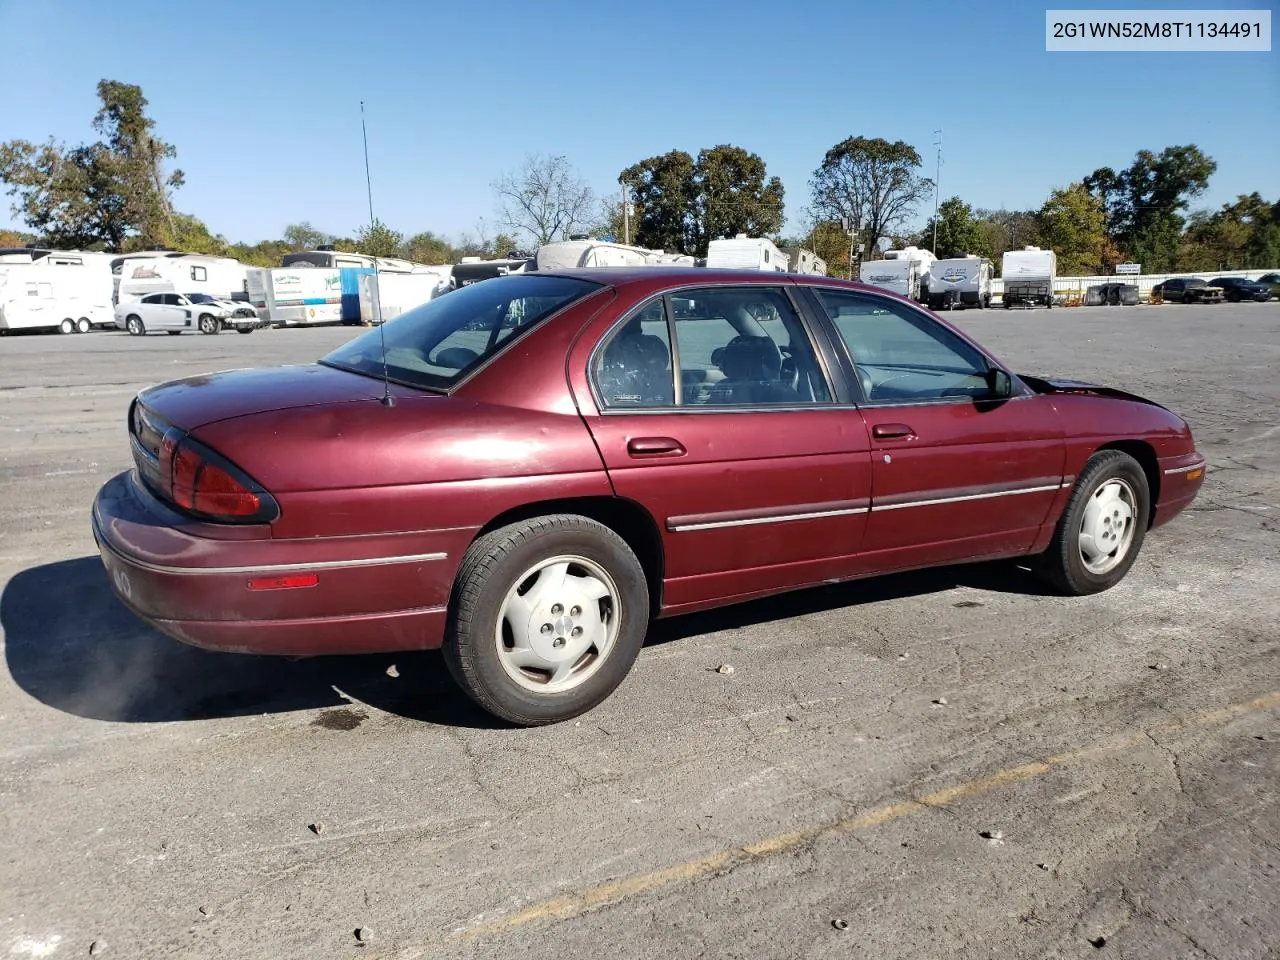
91 470 452 655
1153 454 1206 528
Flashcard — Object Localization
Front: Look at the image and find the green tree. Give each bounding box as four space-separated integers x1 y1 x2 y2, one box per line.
919 196 979 258
620 146 784 256
227 239 292 268
694 144 784 251
1036 184 1108 275
403 230 455 264
165 213 229 257
1083 145 1216 271
808 136 933 263
0 80 182 251
621 150 697 253
1180 193 1277 270
355 218 404 258
282 221 333 251
971 208 1043 266
493 154 595 247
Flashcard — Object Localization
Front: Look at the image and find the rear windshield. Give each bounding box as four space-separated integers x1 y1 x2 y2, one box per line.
320 274 601 391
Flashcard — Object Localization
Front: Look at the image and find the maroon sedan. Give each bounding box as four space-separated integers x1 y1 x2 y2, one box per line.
92 269 1205 724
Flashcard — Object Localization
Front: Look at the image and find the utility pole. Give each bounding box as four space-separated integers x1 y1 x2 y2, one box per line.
932 128 942 253
621 183 630 245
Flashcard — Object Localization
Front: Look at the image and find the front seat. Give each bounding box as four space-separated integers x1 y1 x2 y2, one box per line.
708 335 796 404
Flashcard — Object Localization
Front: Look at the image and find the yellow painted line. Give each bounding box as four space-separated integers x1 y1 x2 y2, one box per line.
450 691 1279 944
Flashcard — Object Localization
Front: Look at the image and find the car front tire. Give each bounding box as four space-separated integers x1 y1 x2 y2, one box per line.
199 314 221 335
125 315 145 336
1035 450 1150 596
443 515 650 726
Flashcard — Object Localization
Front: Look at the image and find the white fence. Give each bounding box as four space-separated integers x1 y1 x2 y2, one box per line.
989 267 1274 303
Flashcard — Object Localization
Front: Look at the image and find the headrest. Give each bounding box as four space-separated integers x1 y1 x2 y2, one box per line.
720 335 781 381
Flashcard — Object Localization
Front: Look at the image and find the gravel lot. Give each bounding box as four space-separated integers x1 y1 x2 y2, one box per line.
2 303 1277 960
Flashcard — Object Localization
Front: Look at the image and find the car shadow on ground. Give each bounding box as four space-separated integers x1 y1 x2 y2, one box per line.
2 555 1053 728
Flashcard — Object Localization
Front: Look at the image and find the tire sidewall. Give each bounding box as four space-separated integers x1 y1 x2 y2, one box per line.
446 519 649 725
1057 453 1150 593
126 316 143 336
199 314 219 334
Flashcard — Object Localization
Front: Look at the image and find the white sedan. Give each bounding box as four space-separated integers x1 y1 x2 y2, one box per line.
115 293 262 336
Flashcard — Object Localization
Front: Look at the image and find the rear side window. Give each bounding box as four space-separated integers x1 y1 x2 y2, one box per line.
321 275 601 391
594 286 831 408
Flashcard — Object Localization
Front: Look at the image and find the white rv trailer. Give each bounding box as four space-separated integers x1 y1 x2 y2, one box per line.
1001 246 1057 308
705 235 789 272
246 267 344 326
782 247 828 276
924 256 994 310
358 269 453 324
0 263 114 334
533 239 697 270
114 253 250 303
859 246 936 302
281 250 426 273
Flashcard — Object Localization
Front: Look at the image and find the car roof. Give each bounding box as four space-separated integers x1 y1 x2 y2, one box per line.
537 266 875 294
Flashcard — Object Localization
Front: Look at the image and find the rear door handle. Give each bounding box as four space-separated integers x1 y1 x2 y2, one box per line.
627 436 686 458
872 423 916 440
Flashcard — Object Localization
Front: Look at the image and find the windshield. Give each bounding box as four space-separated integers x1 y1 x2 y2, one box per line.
320 274 602 391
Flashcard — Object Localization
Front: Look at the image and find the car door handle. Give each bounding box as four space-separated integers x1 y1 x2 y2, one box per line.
872 423 916 440
627 436 686 458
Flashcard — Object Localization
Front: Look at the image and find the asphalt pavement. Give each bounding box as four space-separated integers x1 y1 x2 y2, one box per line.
1 303 1277 960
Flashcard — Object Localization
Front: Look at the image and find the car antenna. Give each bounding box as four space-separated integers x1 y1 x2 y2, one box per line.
361 100 394 408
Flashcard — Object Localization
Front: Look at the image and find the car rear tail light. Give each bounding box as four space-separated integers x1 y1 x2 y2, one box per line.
156 427 279 524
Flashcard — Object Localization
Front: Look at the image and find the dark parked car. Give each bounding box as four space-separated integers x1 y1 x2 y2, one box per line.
1208 277 1272 302
92 269 1206 725
1151 277 1223 303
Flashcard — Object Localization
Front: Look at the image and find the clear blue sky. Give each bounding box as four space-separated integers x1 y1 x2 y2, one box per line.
1 0 1276 245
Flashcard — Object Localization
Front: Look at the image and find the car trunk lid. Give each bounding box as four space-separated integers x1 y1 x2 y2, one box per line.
135 363 421 431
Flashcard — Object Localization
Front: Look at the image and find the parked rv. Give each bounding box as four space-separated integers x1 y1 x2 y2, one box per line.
0 263 114 334
925 256 993 310
281 250 427 273
1001 246 1057 308
782 247 828 276
114 253 249 304
705 235 789 272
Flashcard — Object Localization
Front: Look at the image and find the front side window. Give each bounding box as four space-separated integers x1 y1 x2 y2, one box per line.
594 286 831 408
161 294 182 306
813 289 993 403
321 274 601 392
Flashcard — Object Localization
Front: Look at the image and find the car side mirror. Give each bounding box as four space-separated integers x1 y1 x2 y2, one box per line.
985 368 1013 399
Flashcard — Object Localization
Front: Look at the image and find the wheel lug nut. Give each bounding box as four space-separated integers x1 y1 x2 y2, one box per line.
540 623 553 634
570 605 581 617
552 637 565 648
551 603 563 615
571 626 583 638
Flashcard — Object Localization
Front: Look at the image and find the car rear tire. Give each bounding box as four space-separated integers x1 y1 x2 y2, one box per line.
443 514 650 726
125 315 145 336
76 317 92 333
1034 450 1150 596
198 314 220 335
59 319 75 335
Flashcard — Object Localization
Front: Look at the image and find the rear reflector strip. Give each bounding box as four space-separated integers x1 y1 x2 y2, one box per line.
247 574 319 591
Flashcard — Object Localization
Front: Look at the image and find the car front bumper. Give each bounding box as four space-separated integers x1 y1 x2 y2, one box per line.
91 471 451 655
1152 454 1207 528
